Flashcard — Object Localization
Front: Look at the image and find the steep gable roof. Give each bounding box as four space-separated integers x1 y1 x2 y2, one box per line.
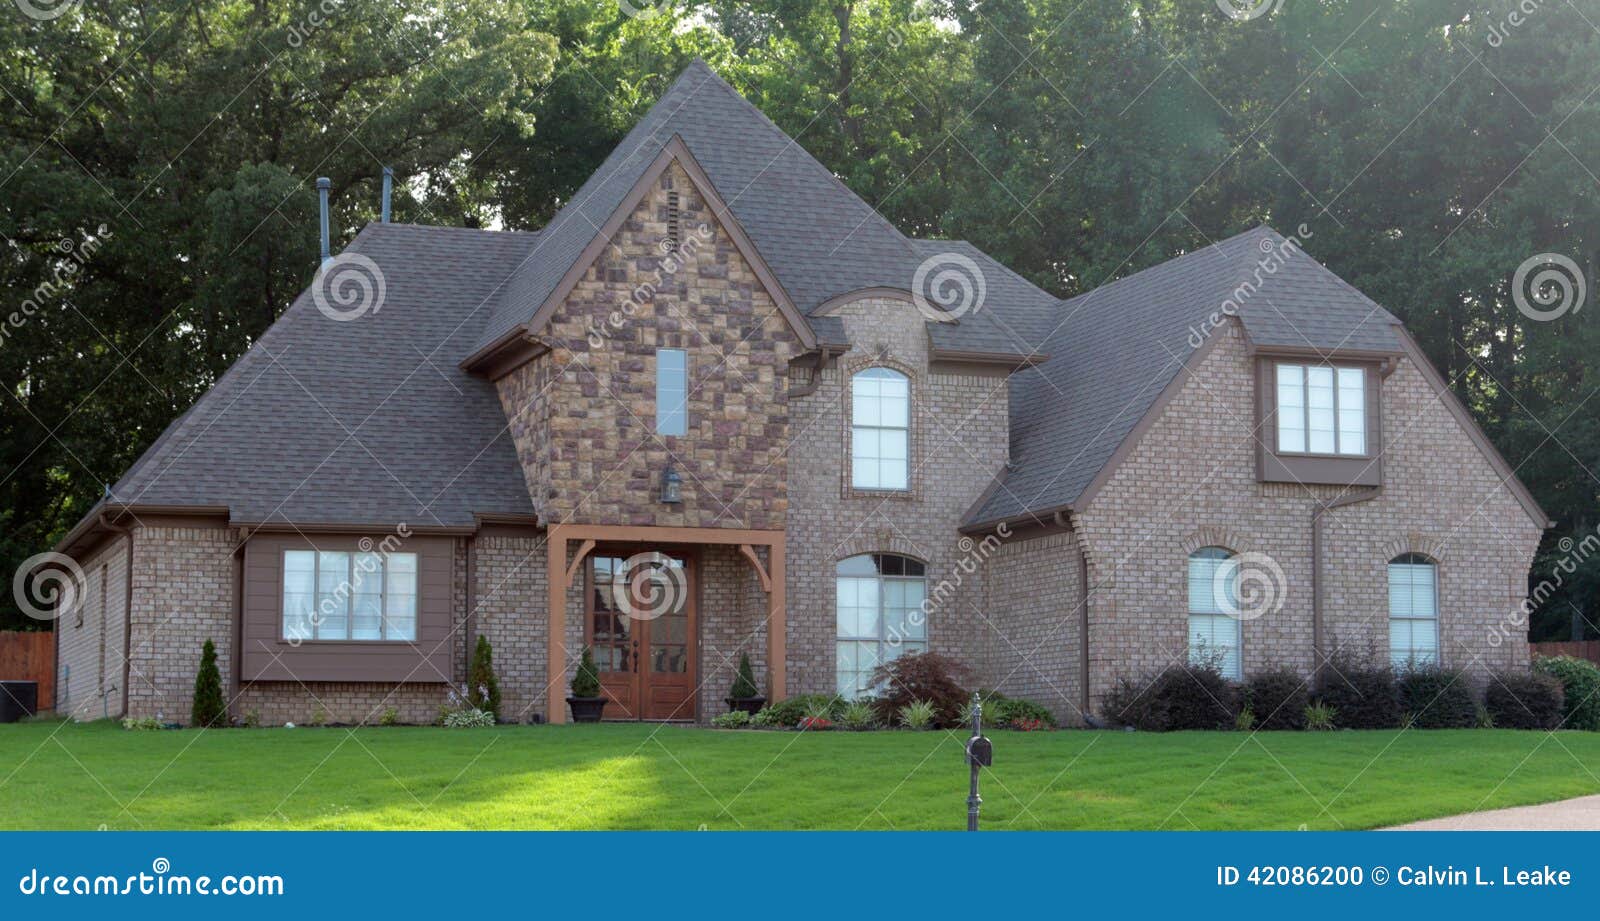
468 59 1048 366
102 223 538 530
965 227 1410 528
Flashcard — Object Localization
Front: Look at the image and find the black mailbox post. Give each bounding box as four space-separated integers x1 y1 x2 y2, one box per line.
965 692 992 830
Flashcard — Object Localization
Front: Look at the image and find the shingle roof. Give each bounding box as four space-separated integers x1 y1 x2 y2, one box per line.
106 223 538 529
964 226 1404 527
473 60 1050 360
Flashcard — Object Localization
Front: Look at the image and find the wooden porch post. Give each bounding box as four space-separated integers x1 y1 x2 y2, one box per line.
767 533 786 701
547 528 567 724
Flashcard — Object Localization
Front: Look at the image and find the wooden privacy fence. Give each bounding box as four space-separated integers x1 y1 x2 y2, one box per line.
0 631 52 710
1530 640 1600 665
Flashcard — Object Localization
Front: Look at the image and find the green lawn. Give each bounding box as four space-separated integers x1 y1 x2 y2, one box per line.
2 720 1597 830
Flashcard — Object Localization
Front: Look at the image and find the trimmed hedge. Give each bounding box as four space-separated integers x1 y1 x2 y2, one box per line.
1244 668 1309 730
987 695 1058 729
1316 650 1402 729
1534 656 1600 730
1397 664 1477 728
1103 665 1239 731
1485 671 1566 730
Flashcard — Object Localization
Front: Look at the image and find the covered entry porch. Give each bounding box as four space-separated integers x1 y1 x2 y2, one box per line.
544 524 786 724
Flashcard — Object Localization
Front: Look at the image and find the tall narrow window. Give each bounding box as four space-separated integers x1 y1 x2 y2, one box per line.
282 550 418 642
1187 547 1242 679
851 367 909 490
1276 363 1365 456
835 554 927 696
1388 554 1438 667
655 348 687 436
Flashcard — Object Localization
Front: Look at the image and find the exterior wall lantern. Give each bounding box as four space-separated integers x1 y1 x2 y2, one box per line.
659 464 683 505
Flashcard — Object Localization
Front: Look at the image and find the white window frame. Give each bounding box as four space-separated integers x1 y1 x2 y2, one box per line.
850 367 910 491
655 348 688 436
1187 547 1242 680
835 554 928 697
1388 554 1439 667
281 549 419 643
1275 363 1367 457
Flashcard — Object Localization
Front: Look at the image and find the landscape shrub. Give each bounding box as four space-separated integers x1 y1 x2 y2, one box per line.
571 646 602 699
1316 649 1401 729
796 715 833 731
442 708 494 728
1534 656 1600 730
122 716 163 731
379 707 399 727
898 700 936 730
763 695 842 727
468 635 502 720
1303 702 1336 731
1101 665 1239 731
750 707 781 728
1244 668 1309 730
988 696 1058 729
839 700 877 730
711 710 751 729
191 638 227 728
1484 670 1565 730
729 654 760 700
869 652 973 728
1398 663 1478 728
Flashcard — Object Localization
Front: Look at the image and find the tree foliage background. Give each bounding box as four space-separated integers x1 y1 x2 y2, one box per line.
3 0 1598 640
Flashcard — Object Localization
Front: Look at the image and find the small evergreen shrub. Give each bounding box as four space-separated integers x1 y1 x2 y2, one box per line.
190 638 227 728
1244 668 1309 730
898 699 937 730
1485 670 1565 730
122 716 163 731
1234 709 1256 732
468 636 502 720
242 709 261 729
1102 665 1239 731
750 707 781 728
764 695 844 727
571 646 602 699
1398 663 1478 728
379 707 400 727
988 696 1058 729
711 710 751 729
1316 649 1401 729
729 654 761 700
1534 655 1600 730
869 652 972 728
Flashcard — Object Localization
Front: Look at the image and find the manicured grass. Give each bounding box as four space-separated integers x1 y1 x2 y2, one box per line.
2 720 1598 830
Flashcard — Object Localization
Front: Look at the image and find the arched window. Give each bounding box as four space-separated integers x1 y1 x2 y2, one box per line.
1388 553 1438 667
851 367 909 490
1187 547 1242 679
835 554 927 696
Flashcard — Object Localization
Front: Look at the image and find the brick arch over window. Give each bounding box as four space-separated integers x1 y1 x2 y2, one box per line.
832 535 927 565
1180 526 1253 557
1381 534 1447 565
842 355 921 498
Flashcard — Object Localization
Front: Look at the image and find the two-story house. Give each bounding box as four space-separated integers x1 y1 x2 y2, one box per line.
47 61 1547 726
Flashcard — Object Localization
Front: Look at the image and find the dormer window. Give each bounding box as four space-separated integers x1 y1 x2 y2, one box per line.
1275 363 1365 456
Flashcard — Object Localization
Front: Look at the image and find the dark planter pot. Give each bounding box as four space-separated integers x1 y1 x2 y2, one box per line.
567 696 607 723
726 696 766 716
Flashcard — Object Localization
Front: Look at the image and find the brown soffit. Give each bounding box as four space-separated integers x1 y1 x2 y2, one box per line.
233 520 479 536
1392 324 1552 529
477 334 553 382
471 133 818 378
928 347 1050 371
52 503 231 558
1247 342 1403 363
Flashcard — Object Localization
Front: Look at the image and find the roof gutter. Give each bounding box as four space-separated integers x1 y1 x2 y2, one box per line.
786 344 848 398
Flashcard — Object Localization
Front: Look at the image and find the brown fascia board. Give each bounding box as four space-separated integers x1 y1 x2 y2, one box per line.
812 287 915 315
489 134 817 369
232 520 479 536
928 346 1050 371
52 503 231 558
1391 324 1552 529
1247 341 1402 363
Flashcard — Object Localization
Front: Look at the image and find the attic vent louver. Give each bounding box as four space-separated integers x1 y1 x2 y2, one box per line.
665 190 681 253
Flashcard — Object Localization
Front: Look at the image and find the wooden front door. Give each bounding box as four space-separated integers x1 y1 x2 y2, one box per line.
586 551 695 720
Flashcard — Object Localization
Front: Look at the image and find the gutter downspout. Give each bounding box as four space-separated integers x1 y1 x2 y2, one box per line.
464 536 477 683
1055 510 1092 720
231 528 250 719
787 346 844 398
1312 487 1382 688
99 512 134 719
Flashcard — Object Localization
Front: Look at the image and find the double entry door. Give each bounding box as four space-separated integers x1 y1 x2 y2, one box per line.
586 550 695 720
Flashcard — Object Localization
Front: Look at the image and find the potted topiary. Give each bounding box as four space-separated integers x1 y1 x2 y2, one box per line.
725 653 766 715
567 646 607 723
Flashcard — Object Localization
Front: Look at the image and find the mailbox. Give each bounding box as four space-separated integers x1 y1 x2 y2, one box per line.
966 735 992 767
